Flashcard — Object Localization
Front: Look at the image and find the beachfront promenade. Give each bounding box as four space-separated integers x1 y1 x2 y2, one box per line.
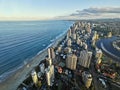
0 32 66 90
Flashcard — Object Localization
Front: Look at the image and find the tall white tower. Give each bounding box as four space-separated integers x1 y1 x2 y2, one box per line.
31 70 38 86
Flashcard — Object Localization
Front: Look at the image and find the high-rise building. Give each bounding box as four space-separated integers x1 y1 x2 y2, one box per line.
72 33 77 40
108 32 112 37
48 47 55 59
39 63 45 74
82 71 92 88
46 58 52 66
67 38 72 47
92 31 99 40
83 42 88 50
91 40 96 47
85 23 91 33
66 54 77 70
57 45 62 53
67 29 71 39
77 38 81 45
78 50 92 68
31 70 38 86
45 65 54 86
88 51 92 65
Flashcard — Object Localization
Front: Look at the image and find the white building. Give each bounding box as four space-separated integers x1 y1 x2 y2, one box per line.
67 29 72 39
57 45 62 53
31 70 38 86
72 33 77 40
82 71 92 88
95 48 102 59
83 42 88 50
67 38 72 47
39 63 45 74
77 38 81 45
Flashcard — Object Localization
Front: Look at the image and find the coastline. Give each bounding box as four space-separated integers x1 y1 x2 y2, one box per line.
0 31 67 90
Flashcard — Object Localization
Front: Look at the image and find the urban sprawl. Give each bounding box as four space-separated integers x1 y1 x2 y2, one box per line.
18 21 120 90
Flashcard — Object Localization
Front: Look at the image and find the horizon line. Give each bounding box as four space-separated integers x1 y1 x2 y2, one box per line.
0 17 119 21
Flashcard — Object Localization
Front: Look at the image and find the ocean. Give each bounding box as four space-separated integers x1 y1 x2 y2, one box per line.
0 20 73 82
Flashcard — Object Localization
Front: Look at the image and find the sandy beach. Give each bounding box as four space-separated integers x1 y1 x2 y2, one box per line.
0 33 66 90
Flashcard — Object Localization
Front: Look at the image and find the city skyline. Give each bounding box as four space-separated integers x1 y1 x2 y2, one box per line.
0 0 120 20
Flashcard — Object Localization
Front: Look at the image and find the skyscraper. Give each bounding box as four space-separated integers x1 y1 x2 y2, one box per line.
39 63 45 74
66 53 77 70
72 33 77 40
48 47 55 59
67 38 72 47
31 70 38 86
82 71 92 88
95 48 102 59
45 65 54 86
78 50 92 68
67 29 71 39
46 58 52 66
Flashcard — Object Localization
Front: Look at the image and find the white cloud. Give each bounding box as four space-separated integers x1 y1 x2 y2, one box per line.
56 7 120 20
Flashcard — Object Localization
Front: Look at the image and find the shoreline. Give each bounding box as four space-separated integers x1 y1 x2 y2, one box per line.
0 31 67 90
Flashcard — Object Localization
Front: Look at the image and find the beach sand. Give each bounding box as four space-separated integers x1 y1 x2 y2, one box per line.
0 33 66 90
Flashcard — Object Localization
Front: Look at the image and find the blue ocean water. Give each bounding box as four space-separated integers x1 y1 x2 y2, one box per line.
0 20 73 81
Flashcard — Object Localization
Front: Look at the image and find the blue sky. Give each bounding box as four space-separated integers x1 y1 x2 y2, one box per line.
0 0 120 20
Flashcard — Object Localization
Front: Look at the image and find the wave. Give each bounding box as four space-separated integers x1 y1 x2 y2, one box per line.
37 29 67 55
0 29 68 83
0 20 73 83
0 64 24 83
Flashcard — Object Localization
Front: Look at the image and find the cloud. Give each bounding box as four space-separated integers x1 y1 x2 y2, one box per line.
56 7 120 20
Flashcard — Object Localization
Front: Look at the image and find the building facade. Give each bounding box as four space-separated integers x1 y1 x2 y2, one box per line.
66 54 77 70
82 71 92 88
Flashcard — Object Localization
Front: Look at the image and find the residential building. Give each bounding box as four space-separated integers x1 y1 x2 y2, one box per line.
66 53 77 70
31 70 38 86
48 47 55 59
45 65 54 86
39 63 45 74
78 50 92 68
82 71 92 88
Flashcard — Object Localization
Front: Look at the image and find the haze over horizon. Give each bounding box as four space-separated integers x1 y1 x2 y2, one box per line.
0 0 120 20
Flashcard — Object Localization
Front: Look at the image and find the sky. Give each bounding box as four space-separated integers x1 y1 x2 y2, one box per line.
0 0 120 20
